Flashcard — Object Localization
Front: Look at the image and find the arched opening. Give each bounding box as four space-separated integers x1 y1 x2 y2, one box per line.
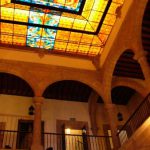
43 80 103 103
113 50 144 79
142 0 150 64
0 72 34 97
0 72 35 149
111 86 136 105
42 80 109 149
111 85 144 116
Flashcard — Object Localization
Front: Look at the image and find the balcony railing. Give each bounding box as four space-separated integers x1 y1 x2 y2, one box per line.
117 94 150 145
0 130 112 150
0 130 33 149
43 132 112 150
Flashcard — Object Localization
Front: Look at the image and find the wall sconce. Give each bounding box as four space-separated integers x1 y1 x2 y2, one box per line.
117 112 123 121
28 105 35 115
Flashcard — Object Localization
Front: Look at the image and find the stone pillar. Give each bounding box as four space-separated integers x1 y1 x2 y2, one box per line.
88 91 99 135
105 103 120 150
31 97 44 150
134 52 150 83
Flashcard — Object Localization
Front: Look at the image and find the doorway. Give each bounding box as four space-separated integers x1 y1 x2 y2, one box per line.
103 124 114 150
57 120 89 150
17 119 44 149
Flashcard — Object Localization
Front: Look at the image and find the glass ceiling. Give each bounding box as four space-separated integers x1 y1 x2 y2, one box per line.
0 0 124 57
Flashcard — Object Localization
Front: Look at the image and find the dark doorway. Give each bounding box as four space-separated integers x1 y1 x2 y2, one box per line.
17 120 44 149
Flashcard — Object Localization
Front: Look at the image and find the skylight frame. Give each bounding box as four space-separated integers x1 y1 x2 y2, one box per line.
11 0 86 15
1 0 112 34
0 0 124 57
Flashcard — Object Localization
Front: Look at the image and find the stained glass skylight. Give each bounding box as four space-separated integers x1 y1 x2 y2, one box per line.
0 0 124 57
12 0 84 13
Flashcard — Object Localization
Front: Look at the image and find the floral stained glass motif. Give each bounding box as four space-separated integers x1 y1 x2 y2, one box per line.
27 26 56 49
29 9 61 27
16 0 83 12
0 0 125 56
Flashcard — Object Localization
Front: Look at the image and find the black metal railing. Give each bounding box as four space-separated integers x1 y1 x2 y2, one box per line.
117 94 150 145
0 130 112 150
0 130 33 149
43 132 113 150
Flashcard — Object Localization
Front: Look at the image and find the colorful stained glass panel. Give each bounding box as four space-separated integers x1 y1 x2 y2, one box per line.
26 26 56 49
27 26 42 48
44 14 60 27
0 0 125 56
15 0 83 12
29 11 45 24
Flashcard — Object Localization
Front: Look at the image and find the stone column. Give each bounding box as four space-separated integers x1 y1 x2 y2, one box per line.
31 97 44 150
134 52 150 83
88 91 99 135
105 103 120 150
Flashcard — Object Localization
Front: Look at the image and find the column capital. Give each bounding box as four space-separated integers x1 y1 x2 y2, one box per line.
133 51 148 61
104 103 116 110
33 96 44 105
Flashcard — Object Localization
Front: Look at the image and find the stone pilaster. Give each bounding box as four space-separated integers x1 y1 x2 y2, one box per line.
105 103 120 150
31 97 44 150
88 91 99 135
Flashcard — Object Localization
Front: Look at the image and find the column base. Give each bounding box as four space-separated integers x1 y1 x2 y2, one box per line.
31 144 43 150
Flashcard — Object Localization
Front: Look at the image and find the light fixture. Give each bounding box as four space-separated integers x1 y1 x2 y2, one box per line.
117 112 123 121
65 128 71 134
28 105 35 115
82 126 87 134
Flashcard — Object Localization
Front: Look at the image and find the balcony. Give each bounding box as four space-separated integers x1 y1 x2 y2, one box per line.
0 113 113 150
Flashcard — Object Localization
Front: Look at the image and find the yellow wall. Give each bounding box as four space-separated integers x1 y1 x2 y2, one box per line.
42 98 91 133
0 94 142 135
0 94 91 133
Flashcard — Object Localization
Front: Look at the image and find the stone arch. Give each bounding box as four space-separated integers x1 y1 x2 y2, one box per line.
113 49 144 79
0 72 35 96
112 77 148 98
102 0 149 103
141 0 150 61
42 79 104 135
0 66 36 95
138 0 149 51
110 49 146 105
111 85 136 106
42 80 94 100
102 48 136 103
131 0 149 48
39 76 103 100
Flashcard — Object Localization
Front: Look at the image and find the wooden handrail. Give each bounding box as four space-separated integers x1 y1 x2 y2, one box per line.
117 93 150 136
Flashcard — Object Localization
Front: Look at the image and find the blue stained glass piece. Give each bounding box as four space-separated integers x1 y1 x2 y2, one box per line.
27 26 41 37
40 38 55 49
17 0 31 2
43 28 57 39
32 0 49 5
